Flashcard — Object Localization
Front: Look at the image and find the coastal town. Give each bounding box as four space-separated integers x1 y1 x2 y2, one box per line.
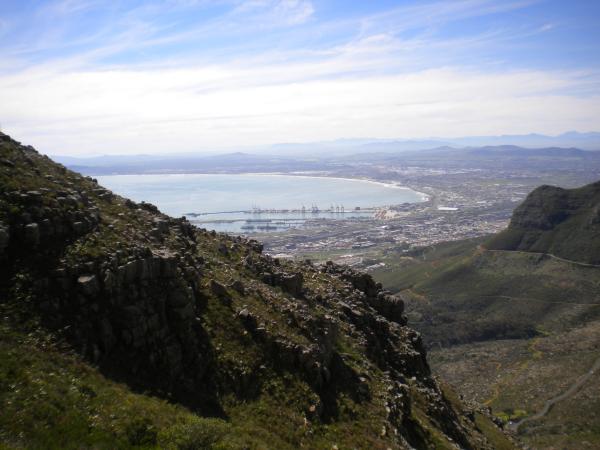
255 189 512 266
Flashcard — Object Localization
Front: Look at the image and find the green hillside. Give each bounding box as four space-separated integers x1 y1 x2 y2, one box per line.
487 181 600 264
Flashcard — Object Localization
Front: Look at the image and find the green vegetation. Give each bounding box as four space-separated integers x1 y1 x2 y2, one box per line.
370 179 600 449
0 319 234 449
372 237 600 346
487 181 600 264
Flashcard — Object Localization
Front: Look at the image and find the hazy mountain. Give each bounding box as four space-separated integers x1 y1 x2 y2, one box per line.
445 131 600 150
53 143 600 176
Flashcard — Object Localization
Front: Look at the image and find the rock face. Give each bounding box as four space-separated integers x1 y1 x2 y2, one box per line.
487 180 600 264
0 131 512 449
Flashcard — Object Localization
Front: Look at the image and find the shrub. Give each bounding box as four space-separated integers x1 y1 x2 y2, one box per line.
158 417 231 450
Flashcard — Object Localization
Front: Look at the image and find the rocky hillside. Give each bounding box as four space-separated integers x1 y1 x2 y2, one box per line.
0 132 514 449
486 181 600 264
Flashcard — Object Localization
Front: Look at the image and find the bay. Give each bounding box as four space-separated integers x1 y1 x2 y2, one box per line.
96 173 427 233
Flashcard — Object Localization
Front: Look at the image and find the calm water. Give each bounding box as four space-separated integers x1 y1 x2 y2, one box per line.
96 174 426 233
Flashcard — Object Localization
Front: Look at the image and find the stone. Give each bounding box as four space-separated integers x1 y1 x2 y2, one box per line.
72 221 87 234
120 260 139 284
103 270 117 291
25 190 42 202
279 272 303 297
210 279 230 300
231 280 245 295
248 239 263 253
24 223 40 246
77 274 99 297
168 289 190 308
39 218 54 236
153 218 169 234
218 242 229 256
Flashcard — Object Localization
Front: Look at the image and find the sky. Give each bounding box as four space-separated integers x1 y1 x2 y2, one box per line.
0 0 599 156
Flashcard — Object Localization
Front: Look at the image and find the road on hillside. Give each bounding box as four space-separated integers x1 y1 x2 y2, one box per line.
508 354 600 433
485 249 600 268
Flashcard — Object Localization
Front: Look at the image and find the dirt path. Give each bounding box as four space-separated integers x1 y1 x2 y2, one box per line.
485 249 600 268
481 294 600 307
508 354 600 433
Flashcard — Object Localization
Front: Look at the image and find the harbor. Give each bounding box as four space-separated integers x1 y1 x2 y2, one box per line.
185 206 379 233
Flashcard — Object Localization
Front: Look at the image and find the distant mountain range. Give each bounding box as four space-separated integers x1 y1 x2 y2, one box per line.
264 132 600 155
53 140 600 176
51 131 600 164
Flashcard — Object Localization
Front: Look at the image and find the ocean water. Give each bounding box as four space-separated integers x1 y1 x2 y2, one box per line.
96 173 426 233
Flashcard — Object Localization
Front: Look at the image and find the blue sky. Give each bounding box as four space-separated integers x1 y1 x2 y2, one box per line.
0 0 599 155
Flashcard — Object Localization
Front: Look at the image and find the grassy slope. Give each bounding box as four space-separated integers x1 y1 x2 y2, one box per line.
430 321 600 449
371 236 600 448
373 239 600 345
487 181 600 264
0 318 234 450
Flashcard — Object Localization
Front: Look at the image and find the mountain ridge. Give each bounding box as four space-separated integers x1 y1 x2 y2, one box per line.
486 180 600 264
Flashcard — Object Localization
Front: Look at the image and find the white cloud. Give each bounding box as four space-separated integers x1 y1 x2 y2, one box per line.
1 62 598 155
1 0 597 156
273 0 314 25
231 0 314 26
44 0 104 16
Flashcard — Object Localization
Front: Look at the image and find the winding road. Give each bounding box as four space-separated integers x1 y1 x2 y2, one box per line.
508 354 600 433
485 249 600 268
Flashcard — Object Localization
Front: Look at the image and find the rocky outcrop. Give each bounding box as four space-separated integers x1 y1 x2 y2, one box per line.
321 261 407 325
487 180 600 264
1 187 100 254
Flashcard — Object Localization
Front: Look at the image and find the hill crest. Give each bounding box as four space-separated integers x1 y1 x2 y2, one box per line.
486 180 600 264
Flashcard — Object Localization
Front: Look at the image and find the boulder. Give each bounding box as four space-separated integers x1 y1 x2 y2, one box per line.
168 289 190 308
153 218 169 234
279 272 303 297
77 274 99 297
24 223 40 246
210 279 230 301
72 221 87 235
218 242 229 256
230 280 245 295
